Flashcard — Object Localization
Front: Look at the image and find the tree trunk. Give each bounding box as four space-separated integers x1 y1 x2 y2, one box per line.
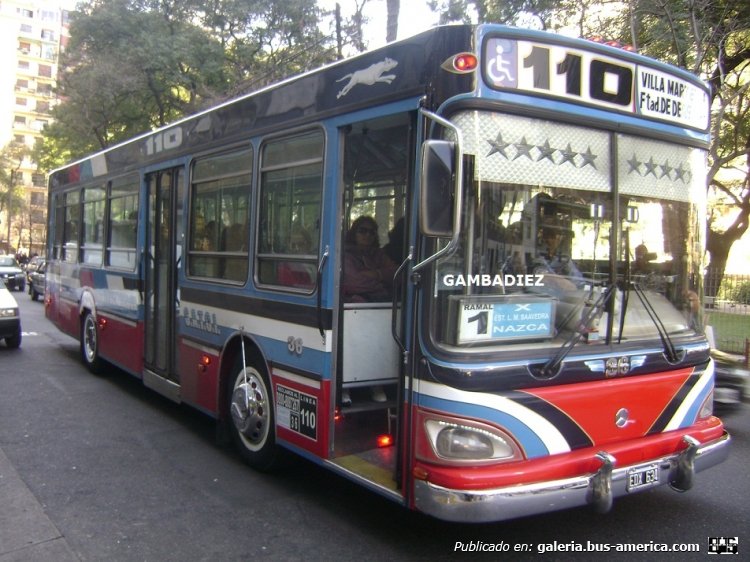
386 0 400 43
705 228 742 298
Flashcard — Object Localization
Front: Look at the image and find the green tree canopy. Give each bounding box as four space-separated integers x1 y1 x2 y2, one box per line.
41 0 335 164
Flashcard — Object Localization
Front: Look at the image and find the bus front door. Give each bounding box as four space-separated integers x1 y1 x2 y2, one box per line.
143 167 184 401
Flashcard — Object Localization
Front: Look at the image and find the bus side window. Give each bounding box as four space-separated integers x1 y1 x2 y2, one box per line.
187 147 252 283
222 222 249 282
257 130 323 291
63 190 80 263
106 175 139 270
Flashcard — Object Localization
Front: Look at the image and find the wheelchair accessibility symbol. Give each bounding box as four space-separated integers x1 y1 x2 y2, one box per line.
486 38 517 88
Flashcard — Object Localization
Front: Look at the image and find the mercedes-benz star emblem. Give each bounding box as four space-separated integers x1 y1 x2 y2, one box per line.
615 408 630 428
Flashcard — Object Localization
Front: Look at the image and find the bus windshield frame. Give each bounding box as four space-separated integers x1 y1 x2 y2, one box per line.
423 108 708 359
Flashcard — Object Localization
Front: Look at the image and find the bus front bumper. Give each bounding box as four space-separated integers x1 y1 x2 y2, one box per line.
413 431 730 522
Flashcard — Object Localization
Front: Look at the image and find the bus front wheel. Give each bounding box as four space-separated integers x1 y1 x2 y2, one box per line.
228 357 280 471
80 312 104 375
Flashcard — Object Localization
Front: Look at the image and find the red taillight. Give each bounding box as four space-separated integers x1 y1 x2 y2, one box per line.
442 53 478 74
377 434 393 448
198 354 212 373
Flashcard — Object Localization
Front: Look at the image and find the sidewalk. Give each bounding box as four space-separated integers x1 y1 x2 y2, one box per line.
0 447 78 561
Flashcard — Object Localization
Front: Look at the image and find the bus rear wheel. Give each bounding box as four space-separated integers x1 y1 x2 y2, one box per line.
80 311 104 375
228 357 280 471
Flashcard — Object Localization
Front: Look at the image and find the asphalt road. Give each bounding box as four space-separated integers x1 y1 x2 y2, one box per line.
1 293 748 561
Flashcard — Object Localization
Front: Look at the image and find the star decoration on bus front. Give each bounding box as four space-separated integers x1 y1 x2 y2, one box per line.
513 137 535 160
486 132 511 158
485 133 598 169
626 153 691 183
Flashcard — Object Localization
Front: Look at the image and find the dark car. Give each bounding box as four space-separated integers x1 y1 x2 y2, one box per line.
0 279 21 348
28 259 47 301
0 255 26 292
24 255 44 284
712 349 750 410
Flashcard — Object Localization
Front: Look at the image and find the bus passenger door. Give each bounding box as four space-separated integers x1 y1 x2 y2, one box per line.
143 167 183 400
332 112 414 498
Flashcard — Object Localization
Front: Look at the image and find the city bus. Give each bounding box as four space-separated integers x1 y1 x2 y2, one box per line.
46 24 730 522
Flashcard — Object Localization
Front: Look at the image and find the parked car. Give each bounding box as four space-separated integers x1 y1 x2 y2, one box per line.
24 255 44 285
0 279 21 348
28 259 47 301
712 349 750 410
0 255 26 292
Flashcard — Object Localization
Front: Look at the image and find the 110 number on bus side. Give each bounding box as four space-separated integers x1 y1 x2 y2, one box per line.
276 384 317 440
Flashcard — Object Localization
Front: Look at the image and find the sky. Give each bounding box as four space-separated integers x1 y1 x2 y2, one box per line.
319 0 439 51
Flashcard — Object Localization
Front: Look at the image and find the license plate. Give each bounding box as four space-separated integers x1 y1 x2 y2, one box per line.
627 464 660 492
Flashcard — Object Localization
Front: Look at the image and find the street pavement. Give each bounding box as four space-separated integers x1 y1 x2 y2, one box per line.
0 446 77 561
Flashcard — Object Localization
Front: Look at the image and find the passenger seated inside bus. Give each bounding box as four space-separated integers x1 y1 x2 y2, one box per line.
342 216 397 303
530 223 582 295
277 224 316 289
632 243 656 275
383 217 406 265
341 216 397 405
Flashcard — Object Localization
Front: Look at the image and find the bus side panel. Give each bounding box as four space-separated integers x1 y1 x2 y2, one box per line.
48 262 83 339
98 312 143 375
272 369 330 459
56 293 81 339
177 339 221 415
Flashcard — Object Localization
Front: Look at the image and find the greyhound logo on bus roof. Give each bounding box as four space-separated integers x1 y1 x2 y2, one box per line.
336 58 398 99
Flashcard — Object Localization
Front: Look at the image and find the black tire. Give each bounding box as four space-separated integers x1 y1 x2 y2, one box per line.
5 327 21 349
80 311 104 374
227 355 280 471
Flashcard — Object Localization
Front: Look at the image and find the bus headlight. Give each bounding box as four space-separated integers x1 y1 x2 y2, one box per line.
424 418 522 463
698 390 714 419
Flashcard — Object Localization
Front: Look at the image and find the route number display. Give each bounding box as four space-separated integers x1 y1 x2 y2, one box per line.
483 37 709 130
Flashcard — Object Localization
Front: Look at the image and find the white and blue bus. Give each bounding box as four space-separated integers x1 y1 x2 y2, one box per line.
46 24 729 522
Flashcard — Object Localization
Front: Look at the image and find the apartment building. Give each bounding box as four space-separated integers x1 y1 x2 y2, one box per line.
0 0 71 257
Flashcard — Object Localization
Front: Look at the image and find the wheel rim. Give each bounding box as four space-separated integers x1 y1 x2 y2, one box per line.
230 367 270 452
83 316 97 363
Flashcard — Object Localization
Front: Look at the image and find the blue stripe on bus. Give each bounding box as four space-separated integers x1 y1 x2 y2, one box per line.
416 392 551 459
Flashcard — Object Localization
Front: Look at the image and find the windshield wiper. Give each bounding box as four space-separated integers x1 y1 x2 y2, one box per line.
618 229 680 362
617 232 631 344
629 282 681 363
536 284 615 378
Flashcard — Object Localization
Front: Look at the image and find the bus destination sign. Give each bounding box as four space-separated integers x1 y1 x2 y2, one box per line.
456 297 555 344
482 37 709 131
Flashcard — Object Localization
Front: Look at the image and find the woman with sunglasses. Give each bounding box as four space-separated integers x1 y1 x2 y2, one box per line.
342 216 398 304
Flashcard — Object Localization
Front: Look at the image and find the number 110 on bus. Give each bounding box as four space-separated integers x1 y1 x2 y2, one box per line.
486 38 634 110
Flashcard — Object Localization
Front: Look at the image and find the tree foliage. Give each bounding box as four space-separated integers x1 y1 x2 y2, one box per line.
0 143 30 252
42 0 336 162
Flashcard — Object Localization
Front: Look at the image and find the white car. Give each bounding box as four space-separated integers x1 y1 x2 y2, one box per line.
0 279 21 348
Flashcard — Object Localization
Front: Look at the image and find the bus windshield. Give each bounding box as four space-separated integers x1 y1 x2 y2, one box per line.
430 110 707 353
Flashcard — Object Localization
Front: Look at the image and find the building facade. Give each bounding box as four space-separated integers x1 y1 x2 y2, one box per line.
0 0 71 257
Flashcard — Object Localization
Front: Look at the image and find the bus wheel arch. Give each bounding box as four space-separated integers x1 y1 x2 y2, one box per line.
221 335 280 471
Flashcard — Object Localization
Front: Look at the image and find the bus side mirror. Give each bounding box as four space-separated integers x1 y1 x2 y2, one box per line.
420 140 455 237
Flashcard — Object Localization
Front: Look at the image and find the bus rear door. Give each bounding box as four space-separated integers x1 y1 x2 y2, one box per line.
143 167 184 400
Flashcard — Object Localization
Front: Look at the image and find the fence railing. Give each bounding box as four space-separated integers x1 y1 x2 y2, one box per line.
704 273 750 362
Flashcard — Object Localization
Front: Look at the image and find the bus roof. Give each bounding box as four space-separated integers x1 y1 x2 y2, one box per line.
49 23 710 189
